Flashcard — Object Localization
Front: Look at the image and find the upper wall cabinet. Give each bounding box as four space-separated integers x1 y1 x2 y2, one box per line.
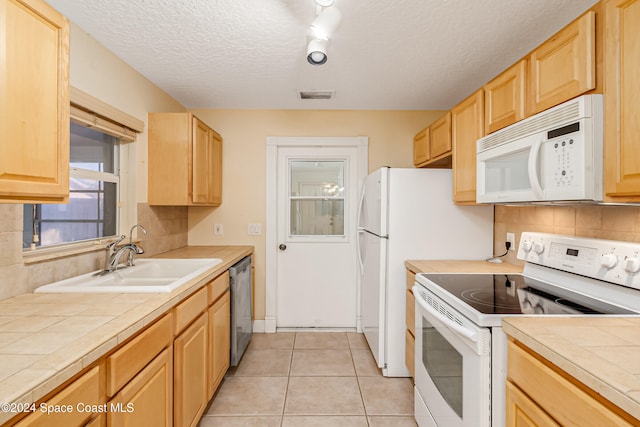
527 11 596 115
413 113 452 168
149 113 222 206
0 0 70 203
484 60 526 134
452 90 484 204
603 0 640 201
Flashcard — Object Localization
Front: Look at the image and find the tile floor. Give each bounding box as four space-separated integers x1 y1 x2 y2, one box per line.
199 332 417 427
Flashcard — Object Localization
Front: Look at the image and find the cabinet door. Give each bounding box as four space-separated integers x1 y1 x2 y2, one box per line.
208 290 230 398
452 90 484 204
604 0 640 200
0 0 70 203
174 312 208 427
413 128 430 167
527 11 595 115
192 117 212 204
506 381 560 427
210 129 223 206
429 113 452 160
484 60 526 134
108 347 173 427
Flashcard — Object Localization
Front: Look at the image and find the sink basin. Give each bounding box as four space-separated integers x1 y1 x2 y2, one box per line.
34 258 223 293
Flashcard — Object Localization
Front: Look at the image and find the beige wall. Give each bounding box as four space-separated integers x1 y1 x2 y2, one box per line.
187 109 444 320
0 24 187 300
495 205 640 265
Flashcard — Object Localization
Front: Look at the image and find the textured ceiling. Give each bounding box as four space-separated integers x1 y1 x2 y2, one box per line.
47 0 598 110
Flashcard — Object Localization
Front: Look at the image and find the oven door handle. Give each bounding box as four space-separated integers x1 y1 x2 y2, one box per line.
413 286 478 343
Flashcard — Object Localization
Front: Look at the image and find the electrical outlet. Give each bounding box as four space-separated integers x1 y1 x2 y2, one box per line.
214 224 224 235
506 232 515 251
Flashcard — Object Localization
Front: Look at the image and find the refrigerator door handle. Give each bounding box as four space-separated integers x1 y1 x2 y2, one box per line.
356 183 367 275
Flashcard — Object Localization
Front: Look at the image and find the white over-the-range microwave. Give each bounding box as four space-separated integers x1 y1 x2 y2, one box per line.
476 94 603 204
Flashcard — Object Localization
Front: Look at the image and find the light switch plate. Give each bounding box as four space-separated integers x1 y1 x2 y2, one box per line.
248 223 262 235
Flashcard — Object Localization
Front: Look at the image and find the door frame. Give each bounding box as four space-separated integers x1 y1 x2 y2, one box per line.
265 136 368 333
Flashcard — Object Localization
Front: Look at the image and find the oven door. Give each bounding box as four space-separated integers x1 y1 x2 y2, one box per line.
413 285 491 427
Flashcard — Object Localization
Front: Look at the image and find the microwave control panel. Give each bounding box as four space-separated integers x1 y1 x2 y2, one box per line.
542 122 584 189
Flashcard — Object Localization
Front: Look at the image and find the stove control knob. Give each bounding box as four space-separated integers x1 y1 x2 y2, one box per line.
624 257 640 274
600 253 618 269
533 243 545 254
521 241 532 252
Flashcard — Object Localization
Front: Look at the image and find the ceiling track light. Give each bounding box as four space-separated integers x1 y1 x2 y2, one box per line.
307 38 328 65
310 5 342 41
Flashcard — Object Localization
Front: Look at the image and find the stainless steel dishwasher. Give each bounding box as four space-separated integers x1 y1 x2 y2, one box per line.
229 256 252 366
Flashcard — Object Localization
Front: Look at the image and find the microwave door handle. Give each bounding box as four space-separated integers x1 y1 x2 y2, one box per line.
528 138 544 198
413 286 478 342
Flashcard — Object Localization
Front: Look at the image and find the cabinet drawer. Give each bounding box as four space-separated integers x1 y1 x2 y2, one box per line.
208 271 230 305
175 287 207 334
506 380 560 427
405 329 415 379
507 341 634 427
107 313 173 397
15 366 101 427
405 289 415 336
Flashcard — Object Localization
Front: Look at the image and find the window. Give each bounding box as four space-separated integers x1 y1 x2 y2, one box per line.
22 87 143 252
23 123 120 248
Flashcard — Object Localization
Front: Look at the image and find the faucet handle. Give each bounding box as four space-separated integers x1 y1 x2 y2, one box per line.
107 235 126 249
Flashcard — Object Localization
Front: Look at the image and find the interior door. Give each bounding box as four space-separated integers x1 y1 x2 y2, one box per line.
276 146 359 328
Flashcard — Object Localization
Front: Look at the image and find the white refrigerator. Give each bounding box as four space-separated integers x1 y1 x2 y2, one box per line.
358 167 494 377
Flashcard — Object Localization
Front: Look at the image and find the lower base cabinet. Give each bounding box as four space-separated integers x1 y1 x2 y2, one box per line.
507 340 636 427
208 290 230 397
174 312 209 427
108 347 173 427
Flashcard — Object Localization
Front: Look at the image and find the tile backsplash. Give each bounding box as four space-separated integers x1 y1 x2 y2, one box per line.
495 205 640 265
0 203 187 300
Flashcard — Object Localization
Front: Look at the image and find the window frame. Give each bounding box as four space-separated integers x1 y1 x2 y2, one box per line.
22 88 142 263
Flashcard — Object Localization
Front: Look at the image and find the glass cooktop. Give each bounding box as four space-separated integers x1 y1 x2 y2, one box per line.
419 273 632 316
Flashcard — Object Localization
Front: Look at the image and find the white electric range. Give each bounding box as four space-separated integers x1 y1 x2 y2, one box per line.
412 232 640 427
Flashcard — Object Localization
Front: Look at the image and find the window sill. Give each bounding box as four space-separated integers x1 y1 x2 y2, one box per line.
22 238 117 265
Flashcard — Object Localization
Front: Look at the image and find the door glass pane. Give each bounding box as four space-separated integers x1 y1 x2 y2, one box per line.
289 160 345 236
422 316 463 418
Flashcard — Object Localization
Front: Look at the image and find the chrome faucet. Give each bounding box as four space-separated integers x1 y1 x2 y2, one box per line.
95 224 147 275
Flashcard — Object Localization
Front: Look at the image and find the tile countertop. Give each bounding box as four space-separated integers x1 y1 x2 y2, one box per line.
0 245 252 425
405 259 523 274
503 317 640 421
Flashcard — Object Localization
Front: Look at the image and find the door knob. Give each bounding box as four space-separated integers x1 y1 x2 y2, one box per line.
279 244 287 251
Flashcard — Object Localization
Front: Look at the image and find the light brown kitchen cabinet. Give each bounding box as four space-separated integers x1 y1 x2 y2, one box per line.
429 113 452 163
507 339 636 427
413 128 430 167
603 0 640 201
0 0 70 204
148 113 222 206
414 113 452 168
452 90 484 204
527 11 596 115
484 60 526 134
14 366 103 427
108 347 173 427
174 312 208 427
208 272 231 397
405 269 416 378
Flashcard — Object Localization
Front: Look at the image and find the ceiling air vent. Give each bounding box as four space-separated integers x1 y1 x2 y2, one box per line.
298 90 335 100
